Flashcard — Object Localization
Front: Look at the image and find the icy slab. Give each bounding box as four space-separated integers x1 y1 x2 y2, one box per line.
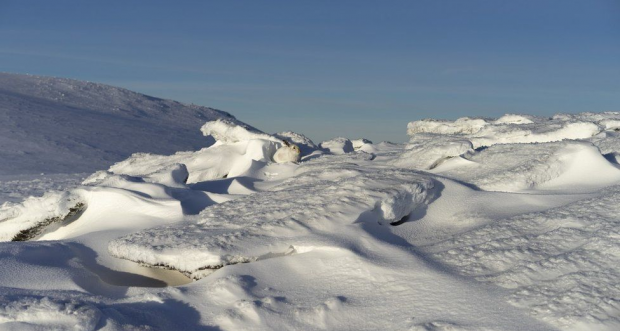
319 137 354 154
109 154 435 279
424 185 620 330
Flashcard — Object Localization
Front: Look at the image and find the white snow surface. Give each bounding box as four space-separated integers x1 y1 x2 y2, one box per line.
3 93 620 331
0 73 245 176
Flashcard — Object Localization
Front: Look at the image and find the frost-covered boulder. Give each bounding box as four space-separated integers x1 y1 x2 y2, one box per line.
109 154 435 280
319 137 354 155
0 191 85 241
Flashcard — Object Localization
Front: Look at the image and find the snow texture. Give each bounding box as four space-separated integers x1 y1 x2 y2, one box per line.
109 153 435 279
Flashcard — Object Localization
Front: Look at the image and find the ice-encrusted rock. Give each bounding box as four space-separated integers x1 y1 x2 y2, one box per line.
109 154 435 279
0 191 84 242
319 137 354 155
425 185 620 330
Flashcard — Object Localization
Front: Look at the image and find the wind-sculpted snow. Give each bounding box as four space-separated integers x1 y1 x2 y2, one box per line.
201 118 277 143
5 105 620 330
435 140 620 191
424 185 620 330
109 154 435 280
108 139 281 183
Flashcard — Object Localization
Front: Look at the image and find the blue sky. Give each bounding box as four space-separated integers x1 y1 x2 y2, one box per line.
1 1 619 143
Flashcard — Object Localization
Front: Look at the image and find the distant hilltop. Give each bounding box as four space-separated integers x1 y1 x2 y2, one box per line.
0 73 241 175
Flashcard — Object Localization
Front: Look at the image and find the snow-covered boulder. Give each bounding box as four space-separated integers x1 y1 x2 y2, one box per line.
320 137 354 155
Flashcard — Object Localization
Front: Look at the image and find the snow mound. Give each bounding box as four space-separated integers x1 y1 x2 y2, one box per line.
201 119 277 143
425 185 620 330
319 137 354 154
109 139 282 183
109 154 435 280
0 73 242 175
434 141 620 191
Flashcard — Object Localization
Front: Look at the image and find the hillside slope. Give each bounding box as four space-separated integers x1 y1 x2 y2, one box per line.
0 73 239 175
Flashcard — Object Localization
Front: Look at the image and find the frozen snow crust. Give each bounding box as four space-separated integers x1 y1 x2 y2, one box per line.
3 105 620 330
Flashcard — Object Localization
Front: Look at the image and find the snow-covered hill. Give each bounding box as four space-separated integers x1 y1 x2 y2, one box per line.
0 73 241 176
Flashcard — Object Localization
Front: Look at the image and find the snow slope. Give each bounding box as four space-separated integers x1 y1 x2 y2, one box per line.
2 99 620 330
0 73 244 175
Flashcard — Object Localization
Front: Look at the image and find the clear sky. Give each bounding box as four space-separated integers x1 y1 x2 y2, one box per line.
1 1 619 143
